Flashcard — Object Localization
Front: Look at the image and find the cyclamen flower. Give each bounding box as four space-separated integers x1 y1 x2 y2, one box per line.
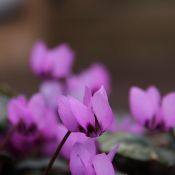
129 86 175 130
58 86 113 137
8 95 36 132
7 95 38 152
8 93 58 141
30 41 75 79
70 142 117 175
67 64 111 101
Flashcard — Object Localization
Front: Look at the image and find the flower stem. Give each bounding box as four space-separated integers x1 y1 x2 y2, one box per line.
43 130 71 175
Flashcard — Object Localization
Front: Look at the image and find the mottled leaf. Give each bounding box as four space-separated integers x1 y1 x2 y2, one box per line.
99 132 175 165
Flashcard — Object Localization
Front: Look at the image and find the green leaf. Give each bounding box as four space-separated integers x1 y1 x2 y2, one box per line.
99 132 175 165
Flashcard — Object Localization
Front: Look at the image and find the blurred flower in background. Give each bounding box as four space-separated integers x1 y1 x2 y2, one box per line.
30 41 75 79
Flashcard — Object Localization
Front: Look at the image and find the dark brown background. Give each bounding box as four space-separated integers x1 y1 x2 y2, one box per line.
0 0 175 110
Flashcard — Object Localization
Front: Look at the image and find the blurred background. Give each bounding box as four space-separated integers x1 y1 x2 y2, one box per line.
0 0 175 110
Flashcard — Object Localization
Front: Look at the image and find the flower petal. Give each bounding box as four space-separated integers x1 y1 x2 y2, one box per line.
81 64 111 93
70 143 94 175
58 95 79 132
83 86 92 106
93 153 115 175
82 138 97 157
7 96 27 125
28 93 45 120
129 86 155 125
92 86 113 131
69 97 95 131
107 145 119 161
147 86 161 112
30 41 47 74
51 44 75 78
162 93 175 128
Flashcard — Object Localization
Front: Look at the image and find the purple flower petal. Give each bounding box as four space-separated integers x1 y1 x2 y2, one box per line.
51 44 75 78
83 86 92 106
58 125 90 159
147 86 161 112
69 97 95 131
162 93 175 128
58 95 79 132
7 95 28 125
30 41 47 75
93 153 115 175
81 64 111 93
81 138 97 157
70 143 95 175
28 93 45 122
129 86 156 126
107 145 119 161
92 86 113 132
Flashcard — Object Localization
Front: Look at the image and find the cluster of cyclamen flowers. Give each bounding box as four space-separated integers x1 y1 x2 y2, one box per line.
7 41 117 175
4 41 175 174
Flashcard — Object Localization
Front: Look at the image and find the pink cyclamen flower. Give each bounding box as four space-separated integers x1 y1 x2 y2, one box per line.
8 93 58 140
30 41 75 79
70 142 117 175
7 95 38 152
8 95 36 130
58 86 113 137
129 86 175 130
67 63 111 101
